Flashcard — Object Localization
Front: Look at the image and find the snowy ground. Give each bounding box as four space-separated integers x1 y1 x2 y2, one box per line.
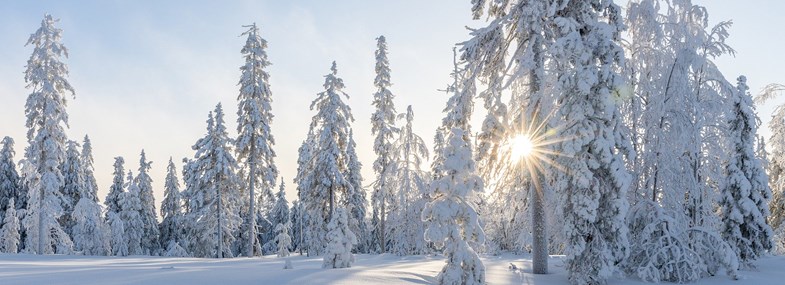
0 253 783 284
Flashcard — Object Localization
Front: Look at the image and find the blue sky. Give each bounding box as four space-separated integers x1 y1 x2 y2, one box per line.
1 1 784 206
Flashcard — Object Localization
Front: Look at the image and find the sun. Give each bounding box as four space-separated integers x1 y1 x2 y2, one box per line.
511 134 534 160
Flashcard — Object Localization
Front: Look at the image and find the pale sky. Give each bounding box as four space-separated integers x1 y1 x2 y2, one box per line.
1 1 783 214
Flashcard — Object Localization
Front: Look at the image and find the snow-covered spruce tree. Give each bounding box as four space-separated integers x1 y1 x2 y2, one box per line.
72 185 110 256
370 35 398 254
293 131 314 255
276 221 292 257
390 106 430 255
104 157 125 220
422 53 485 284
1 198 20 253
159 157 183 254
270 178 290 234
80 135 99 203
343 130 369 253
59 140 81 237
303 62 355 256
22 14 75 255
134 150 160 255
323 207 357 268
236 23 279 257
108 211 127 256
289 199 304 254
184 105 243 258
120 171 144 255
547 2 633 284
720 76 774 266
72 142 110 256
0 137 21 219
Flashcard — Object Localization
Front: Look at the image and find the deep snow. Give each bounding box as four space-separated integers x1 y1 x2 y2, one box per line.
0 253 783 284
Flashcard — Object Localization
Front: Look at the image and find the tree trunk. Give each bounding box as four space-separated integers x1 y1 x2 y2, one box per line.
218 184 224 259
248 147 256 257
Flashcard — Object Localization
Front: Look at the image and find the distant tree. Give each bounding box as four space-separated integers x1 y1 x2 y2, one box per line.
105 157 125 219
0 137 21 218
120 171 143 255
80 136 99 203
134 150 160 254
60 140 81 237
159 158 183 253
269 178 290 232
343 130 368 253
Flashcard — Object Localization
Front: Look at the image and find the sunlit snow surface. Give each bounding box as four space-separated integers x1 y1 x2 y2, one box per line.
0 253 783 284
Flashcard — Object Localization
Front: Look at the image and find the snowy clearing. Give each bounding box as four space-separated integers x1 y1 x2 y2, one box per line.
0 253 783 285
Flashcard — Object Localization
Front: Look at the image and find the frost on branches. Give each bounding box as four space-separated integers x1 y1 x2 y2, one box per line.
720 76 774 266
22 14 75 255
322 208 357 268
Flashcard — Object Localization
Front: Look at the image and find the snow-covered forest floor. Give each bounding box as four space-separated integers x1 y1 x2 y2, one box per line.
0 253 783 285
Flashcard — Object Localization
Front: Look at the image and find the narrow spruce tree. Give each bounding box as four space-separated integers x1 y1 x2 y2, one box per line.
105 157 125 220
160 157 183 254
236 23 278 257
1 198 20 253
0 137 21 218
370 35 398 254
134 150 160 254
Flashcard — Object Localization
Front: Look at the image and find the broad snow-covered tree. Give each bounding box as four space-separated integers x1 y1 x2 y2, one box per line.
183 104 243 258
105 157 125 219
276 221 292 257
72 188 110 256
322 207 357 268
120 171 144 255
0 137 21 218
720 76 774 266
236 23 279 257
134 150 160 255
547 2 633 284
389 106 430 255
370 35 398 254
108 211 127 256
302 62 355 256
159 157 183 253
22 14 75 255
1 198 20 253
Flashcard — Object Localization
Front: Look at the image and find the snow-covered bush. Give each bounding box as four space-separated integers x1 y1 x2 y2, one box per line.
323 208 357 268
